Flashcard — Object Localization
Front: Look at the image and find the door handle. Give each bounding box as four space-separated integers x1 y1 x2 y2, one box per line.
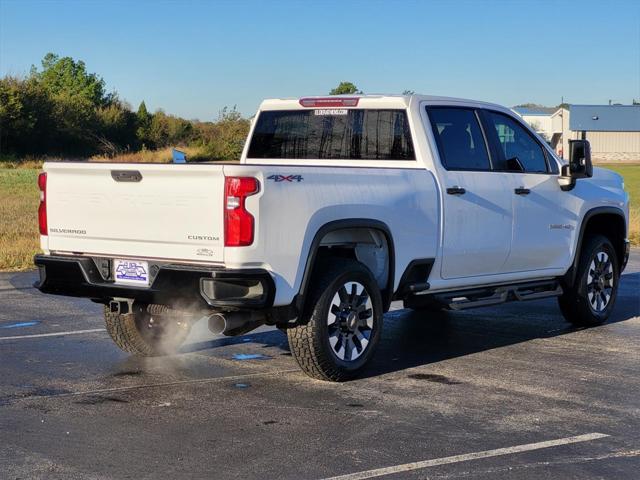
514 187 530 195
446 186 466 195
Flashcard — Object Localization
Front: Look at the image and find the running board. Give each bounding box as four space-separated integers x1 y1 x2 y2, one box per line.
432 280 563 311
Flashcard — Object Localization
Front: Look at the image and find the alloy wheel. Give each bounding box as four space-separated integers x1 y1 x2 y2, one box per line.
327 282 374 362
586 251 614 313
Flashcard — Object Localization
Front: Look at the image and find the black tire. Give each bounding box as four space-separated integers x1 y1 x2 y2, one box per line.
104 303 192 356
559 234 619 327
287 259 383 381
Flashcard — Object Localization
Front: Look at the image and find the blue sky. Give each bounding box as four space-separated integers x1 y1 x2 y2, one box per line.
1 0 639 120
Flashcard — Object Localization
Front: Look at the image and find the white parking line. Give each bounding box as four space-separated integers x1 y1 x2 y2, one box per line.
321 433 610 480
0 328 106 341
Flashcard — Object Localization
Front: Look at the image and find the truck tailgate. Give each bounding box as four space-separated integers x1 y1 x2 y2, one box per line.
43 162 225 263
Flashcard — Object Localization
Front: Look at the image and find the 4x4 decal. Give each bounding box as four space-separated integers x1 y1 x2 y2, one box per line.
267 174 303 182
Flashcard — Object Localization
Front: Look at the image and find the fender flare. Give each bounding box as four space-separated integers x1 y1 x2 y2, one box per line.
564 206 627 285
293 219 396 313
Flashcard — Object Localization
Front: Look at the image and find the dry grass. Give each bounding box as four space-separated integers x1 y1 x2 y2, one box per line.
89 145 224 163
598 164 639 245
0 157 45 170
0 167 40 271
630 211 639 245
90 147 174 163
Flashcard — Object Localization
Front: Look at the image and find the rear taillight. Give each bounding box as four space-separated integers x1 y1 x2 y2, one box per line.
224 177 259 247
38 172 47 235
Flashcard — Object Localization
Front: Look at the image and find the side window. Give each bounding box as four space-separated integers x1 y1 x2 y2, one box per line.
427 108 491 171
485 111 548 173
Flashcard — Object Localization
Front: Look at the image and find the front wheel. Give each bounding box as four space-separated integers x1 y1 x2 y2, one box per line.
287 259 383 381
559 234 620 327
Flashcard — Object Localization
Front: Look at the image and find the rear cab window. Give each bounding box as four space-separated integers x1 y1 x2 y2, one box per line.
247 109 415 160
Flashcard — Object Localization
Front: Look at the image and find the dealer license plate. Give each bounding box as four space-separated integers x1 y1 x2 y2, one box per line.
113 259 150 286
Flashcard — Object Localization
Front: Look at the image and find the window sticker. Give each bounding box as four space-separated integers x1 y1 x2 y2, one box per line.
314 109 348 116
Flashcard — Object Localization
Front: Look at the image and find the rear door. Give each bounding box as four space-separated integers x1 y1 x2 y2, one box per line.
44 162 226 263
480 110 573 272
426 107 513 279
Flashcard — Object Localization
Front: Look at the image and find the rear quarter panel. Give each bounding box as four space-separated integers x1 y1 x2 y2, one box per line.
223 164 439 306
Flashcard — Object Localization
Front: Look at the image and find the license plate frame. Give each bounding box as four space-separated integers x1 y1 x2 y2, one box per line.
113 259 150 287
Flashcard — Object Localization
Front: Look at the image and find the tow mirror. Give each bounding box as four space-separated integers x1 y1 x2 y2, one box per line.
559 139 593 191
568 139 593 179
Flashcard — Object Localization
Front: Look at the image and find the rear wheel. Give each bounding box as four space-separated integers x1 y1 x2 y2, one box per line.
559 234 619 327
104 303 192 356
287 259 383 381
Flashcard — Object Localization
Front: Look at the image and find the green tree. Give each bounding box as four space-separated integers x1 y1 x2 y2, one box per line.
402 90 415 95
34 53 109 106
145 110 193 148
137 101 151 125
329 81 361 95
0 76 53 155
27 53 115 154
0 52 252 161
192 106 250 161
95 98 137 155
514 103 547 108
147 110 170 148
136 101 152 146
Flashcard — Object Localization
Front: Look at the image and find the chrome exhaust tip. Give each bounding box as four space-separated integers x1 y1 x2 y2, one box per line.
207 311 266 337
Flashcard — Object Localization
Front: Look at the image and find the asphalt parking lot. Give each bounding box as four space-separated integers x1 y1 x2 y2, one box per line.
1 253 639 480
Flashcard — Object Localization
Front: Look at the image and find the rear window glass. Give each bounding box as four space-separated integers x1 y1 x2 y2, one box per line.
247 109 415 160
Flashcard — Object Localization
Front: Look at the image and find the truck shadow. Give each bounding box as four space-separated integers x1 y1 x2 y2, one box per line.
361 271 639 379
181 272 639 379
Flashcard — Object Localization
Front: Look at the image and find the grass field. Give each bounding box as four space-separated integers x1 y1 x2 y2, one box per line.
597 164 639 245
0 167 40 271
89 146 204 163
0 163 638 271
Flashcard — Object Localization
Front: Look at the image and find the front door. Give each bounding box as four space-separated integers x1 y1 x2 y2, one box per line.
481 110 574 272
426 107 513 279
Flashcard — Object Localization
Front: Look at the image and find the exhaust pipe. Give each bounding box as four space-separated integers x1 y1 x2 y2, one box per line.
207 311 266 337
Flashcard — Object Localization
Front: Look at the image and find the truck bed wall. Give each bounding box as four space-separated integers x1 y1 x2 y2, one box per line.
223 164 439 306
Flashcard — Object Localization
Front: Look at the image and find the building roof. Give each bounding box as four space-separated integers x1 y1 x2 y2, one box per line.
570 105 640 132
512 106 557 116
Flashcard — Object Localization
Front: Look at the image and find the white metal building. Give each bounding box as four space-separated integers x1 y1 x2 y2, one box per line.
568 105 640 163
514 105 639 162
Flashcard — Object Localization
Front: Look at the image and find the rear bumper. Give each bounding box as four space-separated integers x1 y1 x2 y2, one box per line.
34 254 275 311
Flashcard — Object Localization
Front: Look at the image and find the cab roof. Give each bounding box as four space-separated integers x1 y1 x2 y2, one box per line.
259 94 507 112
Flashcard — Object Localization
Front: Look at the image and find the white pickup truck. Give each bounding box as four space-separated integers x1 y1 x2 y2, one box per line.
35 95 630 381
